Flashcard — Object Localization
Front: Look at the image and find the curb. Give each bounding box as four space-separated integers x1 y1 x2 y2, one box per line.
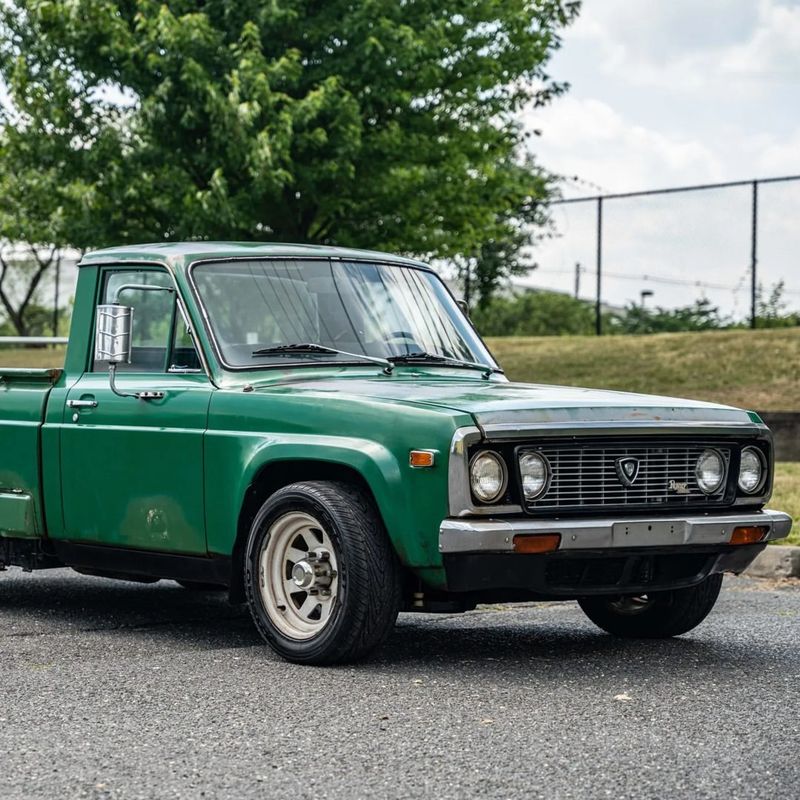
745 545 800 579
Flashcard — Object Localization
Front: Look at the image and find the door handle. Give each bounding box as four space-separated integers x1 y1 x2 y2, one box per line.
67 399 98 409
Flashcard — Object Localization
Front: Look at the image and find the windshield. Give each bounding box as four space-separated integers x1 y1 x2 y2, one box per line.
192 259 498 370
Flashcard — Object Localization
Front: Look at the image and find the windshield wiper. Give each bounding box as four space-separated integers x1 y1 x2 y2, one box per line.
252 343 391 371
387 352 501 378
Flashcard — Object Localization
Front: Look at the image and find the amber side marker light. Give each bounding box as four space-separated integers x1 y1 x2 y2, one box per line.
409 450 436 468
513 533 561 554
730 526 768 545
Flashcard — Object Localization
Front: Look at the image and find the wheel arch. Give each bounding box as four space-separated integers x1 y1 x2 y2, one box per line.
228 458 392 604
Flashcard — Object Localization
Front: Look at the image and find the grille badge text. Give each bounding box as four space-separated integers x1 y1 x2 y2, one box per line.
669 479 690 495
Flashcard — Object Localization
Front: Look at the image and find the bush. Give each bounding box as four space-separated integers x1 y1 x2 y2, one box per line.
471 290 597 336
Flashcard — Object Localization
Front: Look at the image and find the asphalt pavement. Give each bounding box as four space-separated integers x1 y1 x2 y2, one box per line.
1 568 798 799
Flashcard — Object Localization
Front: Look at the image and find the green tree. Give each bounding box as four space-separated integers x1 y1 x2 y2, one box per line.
0 0 578 277
0 243 64 335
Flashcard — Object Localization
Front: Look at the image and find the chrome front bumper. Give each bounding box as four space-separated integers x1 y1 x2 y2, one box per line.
439 509 792 554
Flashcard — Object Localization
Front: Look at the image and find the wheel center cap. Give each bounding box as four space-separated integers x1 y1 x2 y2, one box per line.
291 560 315 589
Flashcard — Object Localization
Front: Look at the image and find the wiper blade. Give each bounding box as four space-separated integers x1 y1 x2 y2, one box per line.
387 352 501 376
252 343 339 355
252 343 391 371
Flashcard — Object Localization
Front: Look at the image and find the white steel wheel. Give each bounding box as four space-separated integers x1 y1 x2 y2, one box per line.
245 481 402 665
259 511 340 640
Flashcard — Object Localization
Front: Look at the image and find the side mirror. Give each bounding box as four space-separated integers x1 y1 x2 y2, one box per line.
456 299 471 320
94 303 162 400
95 304 133 364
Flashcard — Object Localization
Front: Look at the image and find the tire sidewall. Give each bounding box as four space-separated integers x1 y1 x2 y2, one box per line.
245 486 359 662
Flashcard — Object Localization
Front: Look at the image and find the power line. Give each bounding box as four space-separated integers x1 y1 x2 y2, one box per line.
532 266 800 295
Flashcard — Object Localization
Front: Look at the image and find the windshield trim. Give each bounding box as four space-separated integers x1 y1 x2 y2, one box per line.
186 255 501 374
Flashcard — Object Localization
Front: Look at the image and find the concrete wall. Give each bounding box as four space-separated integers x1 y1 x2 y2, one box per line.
759 412 800 462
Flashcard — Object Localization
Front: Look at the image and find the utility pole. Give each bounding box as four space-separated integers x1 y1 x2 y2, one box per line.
574 262 582 299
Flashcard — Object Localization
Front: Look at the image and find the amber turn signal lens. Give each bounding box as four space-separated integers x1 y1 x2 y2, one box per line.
513 533 561 554
729 526 767 545
409 450 435 468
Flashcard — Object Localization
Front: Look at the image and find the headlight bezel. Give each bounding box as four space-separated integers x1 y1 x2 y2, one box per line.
694 448 726 495
518 450 551 502
468 450 508 504
738 445 766 495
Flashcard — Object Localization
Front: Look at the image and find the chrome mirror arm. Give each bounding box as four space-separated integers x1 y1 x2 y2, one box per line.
108 363 165 401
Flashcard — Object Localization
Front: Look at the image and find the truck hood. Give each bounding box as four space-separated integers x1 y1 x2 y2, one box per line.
271 374 756 428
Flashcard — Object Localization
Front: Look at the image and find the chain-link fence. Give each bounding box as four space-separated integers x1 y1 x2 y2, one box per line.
527 175 800 333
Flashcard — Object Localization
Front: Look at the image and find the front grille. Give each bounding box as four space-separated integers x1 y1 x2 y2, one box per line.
521 442 731 511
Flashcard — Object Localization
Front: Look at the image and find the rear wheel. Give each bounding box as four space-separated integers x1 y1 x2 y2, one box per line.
578 574 723 638
244 481 401 665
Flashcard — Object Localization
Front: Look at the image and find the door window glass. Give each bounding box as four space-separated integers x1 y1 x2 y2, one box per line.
93 270 199 372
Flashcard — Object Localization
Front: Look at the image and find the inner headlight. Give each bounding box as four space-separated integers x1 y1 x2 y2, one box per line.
695 449 725 494
519 452 549 501
738 447 764 494
469 451 507 503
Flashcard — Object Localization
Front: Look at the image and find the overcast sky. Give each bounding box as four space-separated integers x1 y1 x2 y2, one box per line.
523 0 800 317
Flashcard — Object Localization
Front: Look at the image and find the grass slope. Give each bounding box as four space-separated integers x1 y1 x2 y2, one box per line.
0 347 65 368
2 329 798 412
488 328 800 411
771 463 799 545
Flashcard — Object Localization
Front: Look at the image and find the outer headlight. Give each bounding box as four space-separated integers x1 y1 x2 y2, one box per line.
695 449 725 494
738 447 765 494
469 451 507 503
519 452 549 501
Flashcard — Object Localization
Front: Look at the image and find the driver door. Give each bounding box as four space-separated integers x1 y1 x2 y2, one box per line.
59 266 211 554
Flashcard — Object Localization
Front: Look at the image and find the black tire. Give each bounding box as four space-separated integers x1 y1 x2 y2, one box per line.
578 574 723 638
175 581 226 592
244 480 402 665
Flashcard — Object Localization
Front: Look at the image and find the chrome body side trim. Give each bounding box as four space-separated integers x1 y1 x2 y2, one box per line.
439 509 792 553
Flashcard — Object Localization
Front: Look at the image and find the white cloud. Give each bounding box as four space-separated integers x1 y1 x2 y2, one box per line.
515 1 800 316
527 97 724 193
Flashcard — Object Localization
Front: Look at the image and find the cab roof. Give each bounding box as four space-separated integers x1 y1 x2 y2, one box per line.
78 242 430 272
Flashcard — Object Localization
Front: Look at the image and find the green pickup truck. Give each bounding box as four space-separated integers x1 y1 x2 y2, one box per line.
0 242 791 663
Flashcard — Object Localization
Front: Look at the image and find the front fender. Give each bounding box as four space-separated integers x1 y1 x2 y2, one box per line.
204 430 450 575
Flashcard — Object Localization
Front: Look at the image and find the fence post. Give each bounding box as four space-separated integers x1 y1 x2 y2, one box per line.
750 181 758 329
595 196 603 335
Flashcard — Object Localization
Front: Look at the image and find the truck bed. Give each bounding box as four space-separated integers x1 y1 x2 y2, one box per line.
0 368 63 539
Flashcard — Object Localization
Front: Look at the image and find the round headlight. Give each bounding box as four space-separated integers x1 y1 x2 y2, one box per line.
738 447 764 494
469 451 507 503
519 452 549 501
695 449 725 494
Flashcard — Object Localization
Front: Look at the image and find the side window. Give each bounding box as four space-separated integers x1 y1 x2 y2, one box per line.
93 269 200 373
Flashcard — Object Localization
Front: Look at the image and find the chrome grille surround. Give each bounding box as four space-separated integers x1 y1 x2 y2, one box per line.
518 442 732 511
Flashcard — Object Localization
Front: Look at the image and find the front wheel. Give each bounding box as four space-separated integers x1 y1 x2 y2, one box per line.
578 574 723 638
244 481 401 665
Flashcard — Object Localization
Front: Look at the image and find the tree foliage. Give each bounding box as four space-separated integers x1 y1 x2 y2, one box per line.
609 298 726 334
471 289 596 336
0 0 578 270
